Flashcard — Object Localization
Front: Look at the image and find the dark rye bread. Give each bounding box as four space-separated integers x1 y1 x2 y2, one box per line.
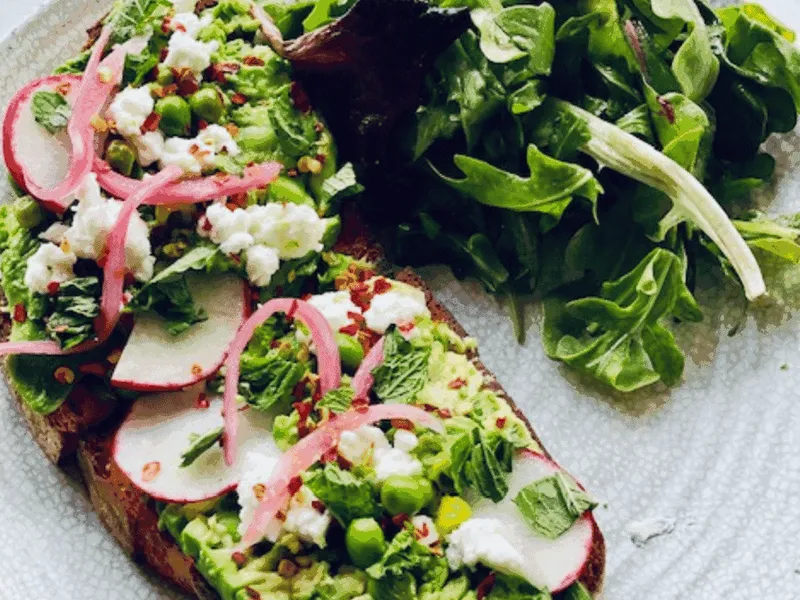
56 206 602 598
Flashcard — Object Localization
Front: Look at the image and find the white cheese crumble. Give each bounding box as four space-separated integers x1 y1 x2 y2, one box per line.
63 174 155 282
171 12 213 38
38 223 70 245
163 32 218 78
159 125 240 174
245 245 280 288
363 280 430 333
296 291 360 344
411 515 440 548
247 203 327 260
236 450 280 539
446 518 526 577
107 86 155 137
131 131 166 167
282 486 332 548
392 430 419 453
373 447 424 482
24 243 76 294
337 425 390 466
203 202 254 255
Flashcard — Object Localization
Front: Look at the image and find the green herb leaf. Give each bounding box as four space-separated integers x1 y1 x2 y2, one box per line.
562 582 592 600
372 328 431 404
106 0 170 45
31 91 71 134
46 277 101 350
303 463 380 525
513 472 597 540
180 426 223 468
436 144 602 222
316 384 355 414
472 4 555 75
366 524 446 582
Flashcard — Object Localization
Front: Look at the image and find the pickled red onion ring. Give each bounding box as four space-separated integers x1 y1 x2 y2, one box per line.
240 403 442 548
351 336 384 400
223 299 342 466
93 159 283 205
95 165 184 341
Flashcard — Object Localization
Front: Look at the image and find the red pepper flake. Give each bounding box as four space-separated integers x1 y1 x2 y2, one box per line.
231 551 247 568
422 403 437 413
78 362 107 377
352 398 370 413
314 121 325 133
54 366 75 385
276 510 287 522
448 378 467 390
415 521 430 540
231 92 247 106
315 153 327 164
336 454 353 470
55 82 72 96
195 393 210 409
170 67 199 96
311 500 325 514
197 119 209 130
245 587 261 600
153 84 178 99
287 476 303 496
496 417 507 429
174 23 187 33
437 408 452 419
290 81 312 113
161 17 172 34
286 168 299 178
287 300 299 319
476 573 497 600
142 461 161 482
160 47 169 62
391 513 410 528
293 400 313 422
229 192 248 208
339 323 360 336
398 322 416 333
350 289 373 312
391 418 413 431
253 483 267 501
191 363 203 376
320 447 338 464
243 55 266 66
348 311 366 324
46 281 61 296
207 62 240 83
372 278 392 294
13 303 26 323
140 112 161 133
357 268 376 282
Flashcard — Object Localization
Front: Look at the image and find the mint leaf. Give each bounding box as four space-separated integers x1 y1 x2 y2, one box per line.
366 525 446 581
303 463 379 525
372 328 431 404
513 472 597 540
241 352 307 412
316 384 354 414
180 426 223 468
46 277 101 350
31 91 71 134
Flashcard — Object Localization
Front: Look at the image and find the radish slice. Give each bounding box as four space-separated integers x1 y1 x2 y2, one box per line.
240 404 442 548
463 450 597 593
112 385 281 503
96 165 184 341
2 74 81 212
223 298 341 466
93 160 284 205
352 336 384 400
111 273 248 392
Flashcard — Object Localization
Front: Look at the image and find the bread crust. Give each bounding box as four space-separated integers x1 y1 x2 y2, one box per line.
4 204 604 597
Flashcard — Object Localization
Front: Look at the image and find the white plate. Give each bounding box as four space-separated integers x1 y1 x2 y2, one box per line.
0 1 799 599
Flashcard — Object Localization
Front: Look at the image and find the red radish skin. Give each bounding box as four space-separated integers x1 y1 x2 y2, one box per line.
240 404 442 548
93 159 284 205
112 386 281 503
222 299 342 466
110 274 249 392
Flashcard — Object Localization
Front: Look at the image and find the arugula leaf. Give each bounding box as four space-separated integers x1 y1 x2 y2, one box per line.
46 277 101 350
615 104 655 143
372 327 431 404
316 384 355 413
106 0 169 45
122 47 161 87
436 144 602 222
650 0 720 102
269 86 319 158
507 79 547 115
303 463 380 525
472 4 555 75
544 248 703 392
31 91 71 134
180 426 223 468
514 471 597 540
735 214 800 264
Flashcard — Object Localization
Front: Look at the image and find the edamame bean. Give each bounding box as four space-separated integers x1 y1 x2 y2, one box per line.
105 140 136 176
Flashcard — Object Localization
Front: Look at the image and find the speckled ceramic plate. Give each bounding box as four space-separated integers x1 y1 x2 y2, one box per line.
1 1 799 599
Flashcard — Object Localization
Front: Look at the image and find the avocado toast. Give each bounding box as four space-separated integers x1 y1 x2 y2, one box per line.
0 1 604 599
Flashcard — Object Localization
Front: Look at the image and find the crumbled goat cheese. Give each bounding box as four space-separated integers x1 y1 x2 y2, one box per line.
446 518 526 576
171 12 213 38
247 203 327 260
38 223 70 245
24 243 76 294
296 291 360 344
246 245 280 287
202 202 254 255
392 430 419 453
160 125 239 174
411 515 440 547
107 86 154 137
337 426 391 466
363 281 430 333
163 32 218 78
237 450 280 539
131 131 165 167
282 486 332 548
373 447 424 482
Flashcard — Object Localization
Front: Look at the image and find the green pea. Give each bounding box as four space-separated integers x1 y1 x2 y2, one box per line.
380 475 433 516
189 87 225 124
12 195 42 229
336 333 365 371
345 518 386 568
105 140 136 176
156 65 174 86
237 126 277 153
155 95 192 137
